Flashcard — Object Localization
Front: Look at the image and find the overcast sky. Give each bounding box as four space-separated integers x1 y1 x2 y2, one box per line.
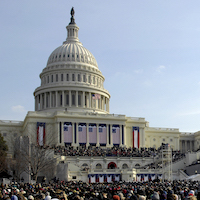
1 0 200 132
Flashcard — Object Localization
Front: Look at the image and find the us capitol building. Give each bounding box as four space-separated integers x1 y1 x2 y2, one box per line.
1 8 200 182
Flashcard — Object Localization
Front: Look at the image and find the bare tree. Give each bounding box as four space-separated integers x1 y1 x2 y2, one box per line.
0 133 8 174
16 133 57 182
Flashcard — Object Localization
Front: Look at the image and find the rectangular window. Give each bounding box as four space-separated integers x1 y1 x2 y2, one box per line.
72 94 75 105
61 74 63 81
99 128 103 132
66 94 69 105
78 95 81 106
72 74 75 81
51 75 53 82
56 74 58 82
47 76 49 83
79 127 82 132
66 74 69 81
60 94 62 106
78 74 81 82
83 75 86 82
89 127 93 132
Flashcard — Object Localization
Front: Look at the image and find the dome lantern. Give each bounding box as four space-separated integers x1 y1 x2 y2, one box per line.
65 7 80 43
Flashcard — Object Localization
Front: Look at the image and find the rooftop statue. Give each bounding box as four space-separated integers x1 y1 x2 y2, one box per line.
70 7 75 24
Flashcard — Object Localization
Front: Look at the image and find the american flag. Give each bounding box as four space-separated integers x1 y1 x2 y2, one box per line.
78 123 87 143
89 124 97 144
92 94 100 100
99 124 107 144
112 126 120 145
133 127 140 148
63 123 72 143
37 122 45 146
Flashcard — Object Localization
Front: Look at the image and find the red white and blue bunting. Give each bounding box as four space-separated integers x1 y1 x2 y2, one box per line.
136 174 163 182
88 174 121 183
37 122 45 146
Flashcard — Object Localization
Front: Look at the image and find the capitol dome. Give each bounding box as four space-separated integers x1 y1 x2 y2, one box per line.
47 41 98 69
34 8 110 114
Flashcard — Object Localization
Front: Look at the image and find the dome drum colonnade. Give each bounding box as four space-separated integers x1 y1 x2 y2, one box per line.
34 7 110 114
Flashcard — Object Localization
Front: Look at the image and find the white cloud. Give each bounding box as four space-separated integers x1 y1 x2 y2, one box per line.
11 105 26 113
156 65 166 73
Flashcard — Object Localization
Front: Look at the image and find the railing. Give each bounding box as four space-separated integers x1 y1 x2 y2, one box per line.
145 127 179 131
0 120 23 124
137 169 162 173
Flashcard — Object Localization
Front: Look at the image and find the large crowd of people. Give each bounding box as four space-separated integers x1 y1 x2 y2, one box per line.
53 145 185 169
1 180 200 200
54 146 158 158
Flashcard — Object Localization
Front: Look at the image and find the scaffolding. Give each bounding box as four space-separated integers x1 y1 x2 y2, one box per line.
161 143 172 181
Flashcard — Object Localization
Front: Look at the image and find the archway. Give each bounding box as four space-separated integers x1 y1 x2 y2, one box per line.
107 162 117 169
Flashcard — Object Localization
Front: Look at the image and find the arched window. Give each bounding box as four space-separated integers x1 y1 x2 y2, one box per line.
81 163 88 171
82 163 88 168
135 163 140 168
96 163 102 169
122 163 128 169
108 162 117 169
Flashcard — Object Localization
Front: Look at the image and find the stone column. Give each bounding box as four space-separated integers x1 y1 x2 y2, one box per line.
89 92 91 108
107 99 109 112
72 123 75 146
44 93 46 109
119 125 122 146
61 122 63 145
69 90 72 107
35 96 37 111
123 125 126 146
86 123 89 147
139 128 145 148
96 124 99 147
106 125 109 147
49 91 52 108
62 91 65 107
102 96 105 111
82 91 85 108
39 94 42 110
56 91 58 107
56 122 60 146
76 123 79 146
76 91 78 107
176 137 179 151
110 124 113 146
37 95 40 110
